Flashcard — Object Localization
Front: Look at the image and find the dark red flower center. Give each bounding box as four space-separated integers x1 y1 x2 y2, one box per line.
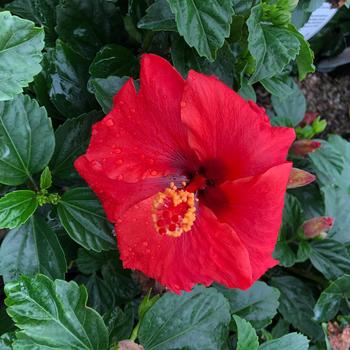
152 175 207 237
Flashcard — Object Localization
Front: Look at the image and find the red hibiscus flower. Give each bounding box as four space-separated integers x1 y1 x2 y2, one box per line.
75 54 295 293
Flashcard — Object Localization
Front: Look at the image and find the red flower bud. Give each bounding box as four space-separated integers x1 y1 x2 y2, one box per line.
291 140 321 156
302 217 334 239
287 168 316 189
300 112 319 127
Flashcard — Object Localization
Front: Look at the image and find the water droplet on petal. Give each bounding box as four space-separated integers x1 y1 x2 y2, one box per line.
120 101 125 105
180 102 186 108
117 159 123 164
149 158 155 165
130 108 136 113
142 241 148 247
150 170 158 176
117 174 124 181
113 147 122 154
105 118 114 127
146 248 151 254
91 160 102 171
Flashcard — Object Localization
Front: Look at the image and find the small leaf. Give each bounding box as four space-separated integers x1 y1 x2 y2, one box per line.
271 276 322 340
287 24 315 80
104 305 134 345
259 333 309 350
314 275 350 322
308 239 350 280
323 185 350 244
0 94 55 186
5 0 58 46
88 76 129 114
271 81 306 126
138 286 230 350
139 292 160 321
45 40 96 119
138 0 177 31
247 5 300 84
5 274 109 350
40 167 52 190
309 140 344 186
49 111 102 182
0 11 44 101
55 0 122 59
0 333 15 350
233 316 259 350
76 248 116 274
215 281 279 329
89 44 137 78
167 0 234 61
0 214 66 283
0 190 38 229
260 75 295 98
57 187 115 251
171 36 234 87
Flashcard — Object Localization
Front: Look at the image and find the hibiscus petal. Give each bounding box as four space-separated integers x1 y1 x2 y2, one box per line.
81 54 198 183
181 71 295 181
116 197 252 293
74 156 186 221
203 163 292 281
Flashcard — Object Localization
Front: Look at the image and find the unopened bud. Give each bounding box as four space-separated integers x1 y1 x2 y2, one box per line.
300 112 319 127
302 217 334 239
291 140 321 156
287 168 316 189
118 340 144 350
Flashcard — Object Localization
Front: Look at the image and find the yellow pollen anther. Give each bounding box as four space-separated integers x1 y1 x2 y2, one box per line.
152 182 197 237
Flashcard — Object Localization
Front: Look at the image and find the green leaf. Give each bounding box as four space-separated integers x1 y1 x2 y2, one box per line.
45 40 95 119
309 140 344 187
55 0 122 59
167 0 234 61
5 0 58 46
138 286 230 350
100 261 139 304
57 187 115 251
138 0 177 31
271 276 322 340
0 11 44 101
309 239 350 280
287 24 315 80
314 274 350 322
5 274 109 350
247 5 300 84
89 44 137 79
0 190 38 229
104 305 134 345
49 111 102 182
271 81 306 126
84 273 116 315
88 76 129 114
0 215 66 283
0 333 15 350
40 167 52 190
322 185 350 244
0 94 55 185
233 316 259 350
171 36 234 87
139 292 160 321
259 333 309 350
76 248 116 274
215 281 279 329
260 75 295 98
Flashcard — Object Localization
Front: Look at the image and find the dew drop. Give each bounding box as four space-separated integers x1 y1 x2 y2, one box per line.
130 108 136 113
149 158 155 165
146 248 151 254
180 101 186 108
91 160 102 171
150 170 158 176
142 241 148 247
117 159 123 164
105 118 114 127
120 101 125 105
117 174 124 181
92 128 98 136
113 147 122 154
